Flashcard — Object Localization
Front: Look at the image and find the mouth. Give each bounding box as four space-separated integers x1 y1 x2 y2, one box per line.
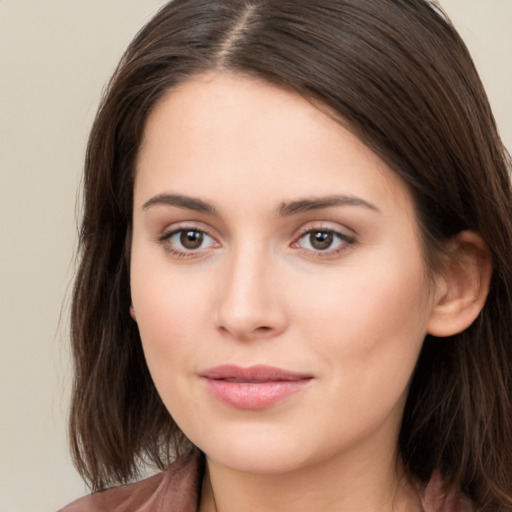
199 365 313 410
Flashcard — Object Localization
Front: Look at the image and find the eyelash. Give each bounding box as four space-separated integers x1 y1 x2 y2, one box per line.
158 225 356 259
292 227 356 258
158 226 218 259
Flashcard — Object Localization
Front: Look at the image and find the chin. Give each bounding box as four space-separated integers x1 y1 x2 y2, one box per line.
189 423 322 475
207 447 313 475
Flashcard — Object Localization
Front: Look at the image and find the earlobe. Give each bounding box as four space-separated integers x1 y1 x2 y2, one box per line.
427 231 492 337
130 305 137 321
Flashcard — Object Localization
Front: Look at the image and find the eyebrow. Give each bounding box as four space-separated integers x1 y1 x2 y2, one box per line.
142 193 218 215
142 193 380 216
276 195 380 216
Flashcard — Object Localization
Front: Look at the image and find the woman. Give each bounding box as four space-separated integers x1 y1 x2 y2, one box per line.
60 0 512 510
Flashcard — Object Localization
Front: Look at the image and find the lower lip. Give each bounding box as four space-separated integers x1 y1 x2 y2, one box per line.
203 378 312 410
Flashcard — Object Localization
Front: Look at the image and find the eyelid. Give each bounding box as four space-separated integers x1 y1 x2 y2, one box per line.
158 220 220 241
292 222 356 241
157 222 221 258
154 220 356 260
291 224 357 258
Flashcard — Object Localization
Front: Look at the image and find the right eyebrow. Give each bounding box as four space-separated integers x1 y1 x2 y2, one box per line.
142 193 218 215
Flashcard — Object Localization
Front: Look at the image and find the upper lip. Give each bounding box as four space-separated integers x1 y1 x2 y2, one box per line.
200 364 313 382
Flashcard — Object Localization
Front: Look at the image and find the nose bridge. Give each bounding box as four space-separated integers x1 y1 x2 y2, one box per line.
216 240 284 339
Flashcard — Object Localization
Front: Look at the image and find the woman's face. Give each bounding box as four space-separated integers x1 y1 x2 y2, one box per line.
130 73 438 475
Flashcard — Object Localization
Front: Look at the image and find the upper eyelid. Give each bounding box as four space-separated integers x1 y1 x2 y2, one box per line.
160 221 218 238
293 228 355 246
156 221 356 246
161 226 217 243
162 225 206 237
293 222 356 239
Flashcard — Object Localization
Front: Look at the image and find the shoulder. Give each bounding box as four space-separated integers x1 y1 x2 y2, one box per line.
422 472 473 512
58 451 203 512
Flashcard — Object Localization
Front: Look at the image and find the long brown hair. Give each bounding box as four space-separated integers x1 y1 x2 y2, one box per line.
70 1 512 509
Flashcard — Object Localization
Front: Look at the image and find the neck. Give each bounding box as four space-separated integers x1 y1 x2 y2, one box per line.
199 448 421 512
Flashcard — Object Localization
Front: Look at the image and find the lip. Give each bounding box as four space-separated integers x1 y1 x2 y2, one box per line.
200 365 313 410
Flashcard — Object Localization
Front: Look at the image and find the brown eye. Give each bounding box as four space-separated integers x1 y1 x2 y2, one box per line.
162 228 218 254
295 228 354 255
179 230 204 249
309 231 334 250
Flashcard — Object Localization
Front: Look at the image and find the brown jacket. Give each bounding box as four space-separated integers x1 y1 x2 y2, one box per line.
59 453 473 512
59 453 202 512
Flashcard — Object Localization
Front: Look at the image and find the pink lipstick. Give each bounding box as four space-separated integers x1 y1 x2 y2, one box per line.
200 365 313 410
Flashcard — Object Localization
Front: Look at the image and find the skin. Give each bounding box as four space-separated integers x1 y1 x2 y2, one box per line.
130 72 461 511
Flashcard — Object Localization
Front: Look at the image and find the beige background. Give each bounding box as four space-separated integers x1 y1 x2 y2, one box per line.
0 1 510 511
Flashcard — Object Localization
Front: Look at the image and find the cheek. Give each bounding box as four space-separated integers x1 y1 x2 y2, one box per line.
132 276 206 358
289 249 431 403
130 265 211 434
129 245 211 386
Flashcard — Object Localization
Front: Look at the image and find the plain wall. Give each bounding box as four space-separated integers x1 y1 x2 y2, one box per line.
0 1 510 511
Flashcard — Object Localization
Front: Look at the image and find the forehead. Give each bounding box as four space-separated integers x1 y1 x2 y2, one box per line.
134 72 414 219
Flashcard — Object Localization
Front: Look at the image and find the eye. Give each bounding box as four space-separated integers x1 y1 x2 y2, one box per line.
295 228 355 254
161 228 218 254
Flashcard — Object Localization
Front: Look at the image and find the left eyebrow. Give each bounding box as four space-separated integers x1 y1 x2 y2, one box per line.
276 195 380 216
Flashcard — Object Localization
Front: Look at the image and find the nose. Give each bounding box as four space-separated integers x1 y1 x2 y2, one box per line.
214 247 288 341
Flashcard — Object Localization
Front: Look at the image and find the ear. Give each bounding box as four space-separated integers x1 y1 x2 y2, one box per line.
427 231 492 337
129 305 137 321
